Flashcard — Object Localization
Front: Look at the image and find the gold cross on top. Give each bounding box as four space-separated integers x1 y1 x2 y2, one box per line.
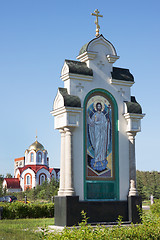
36 129 38 142
91 9 103 37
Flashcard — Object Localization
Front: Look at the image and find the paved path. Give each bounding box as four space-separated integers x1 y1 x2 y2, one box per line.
142 205 150 210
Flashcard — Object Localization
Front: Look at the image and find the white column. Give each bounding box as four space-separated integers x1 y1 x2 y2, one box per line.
58 129 66 196
64 127 75 196
127 132 138 196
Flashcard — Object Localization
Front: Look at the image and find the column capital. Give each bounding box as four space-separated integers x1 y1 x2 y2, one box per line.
64 127 74 133
127 132 136 141
59 129 66 137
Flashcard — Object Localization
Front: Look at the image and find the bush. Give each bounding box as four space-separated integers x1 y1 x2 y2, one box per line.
0 202 54 219
42 211 160 239
150 199 160 216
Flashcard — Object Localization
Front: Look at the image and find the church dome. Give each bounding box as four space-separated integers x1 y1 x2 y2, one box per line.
28 140 45 152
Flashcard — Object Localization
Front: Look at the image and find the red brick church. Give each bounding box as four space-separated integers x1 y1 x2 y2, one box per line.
3 138 60 192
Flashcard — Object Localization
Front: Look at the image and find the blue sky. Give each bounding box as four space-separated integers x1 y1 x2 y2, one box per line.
0 0 160 176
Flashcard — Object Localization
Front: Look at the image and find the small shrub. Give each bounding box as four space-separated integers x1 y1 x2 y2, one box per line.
42 211 160 239
150 199 160 216
0 202 54 219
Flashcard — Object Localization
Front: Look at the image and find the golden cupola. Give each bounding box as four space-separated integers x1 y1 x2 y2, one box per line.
25 135 48 166
28 140 45 152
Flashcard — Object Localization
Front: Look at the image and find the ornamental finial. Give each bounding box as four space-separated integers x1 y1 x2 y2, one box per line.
91 9 103 37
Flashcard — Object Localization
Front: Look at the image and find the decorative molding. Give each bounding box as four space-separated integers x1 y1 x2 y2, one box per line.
61 72 93 82
106 54 119 63
77 51 97 62
110 78 134 87
51 106 82 116
124 113 145 133
124 113 145 120
51 106 82 129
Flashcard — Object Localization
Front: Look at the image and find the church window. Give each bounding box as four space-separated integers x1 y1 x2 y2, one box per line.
26 175 30 185
44 152 46 163
30 153 34 162
40 175 45 184
38 152 42 163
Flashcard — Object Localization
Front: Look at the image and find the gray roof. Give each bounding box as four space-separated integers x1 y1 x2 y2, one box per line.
111 67 134 82
59 88 81 108
79 34 117 56
79 43 89 55
125 96 142 114
65 60 93 76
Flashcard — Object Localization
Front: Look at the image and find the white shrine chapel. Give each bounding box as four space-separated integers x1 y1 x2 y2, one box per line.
51 9 145 226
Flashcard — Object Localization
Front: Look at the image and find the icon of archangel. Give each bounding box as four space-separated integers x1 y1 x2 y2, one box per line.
86 95 112 177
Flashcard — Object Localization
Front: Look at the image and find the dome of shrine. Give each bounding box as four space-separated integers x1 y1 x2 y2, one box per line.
78 34 117 56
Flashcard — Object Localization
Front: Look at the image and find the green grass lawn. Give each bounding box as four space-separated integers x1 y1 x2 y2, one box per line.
1 210 160 240
0 218 54 240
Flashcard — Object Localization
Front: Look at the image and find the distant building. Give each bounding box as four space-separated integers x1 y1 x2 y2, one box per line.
3 178 21 192
3 138 60 192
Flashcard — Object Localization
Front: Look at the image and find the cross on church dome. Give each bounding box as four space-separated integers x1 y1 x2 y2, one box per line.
91 9 103 37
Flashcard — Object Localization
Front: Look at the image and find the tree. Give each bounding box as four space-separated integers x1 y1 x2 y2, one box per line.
136 170 160 200
137 170 145 199
0 175 4 197
5 173 12 178
24 178 59 201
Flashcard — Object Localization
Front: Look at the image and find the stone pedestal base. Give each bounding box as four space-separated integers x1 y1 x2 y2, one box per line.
54 196 142 226
128 195 142 224
55 196 131 226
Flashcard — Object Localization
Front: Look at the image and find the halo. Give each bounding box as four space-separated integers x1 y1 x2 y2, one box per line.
87 95 110 112
93 100 105 111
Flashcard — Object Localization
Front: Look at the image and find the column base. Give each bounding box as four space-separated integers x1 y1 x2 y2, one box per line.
128 189 138 196
58 190 65 196
58 189 75 197
64 189 75 196
128 179 138 196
